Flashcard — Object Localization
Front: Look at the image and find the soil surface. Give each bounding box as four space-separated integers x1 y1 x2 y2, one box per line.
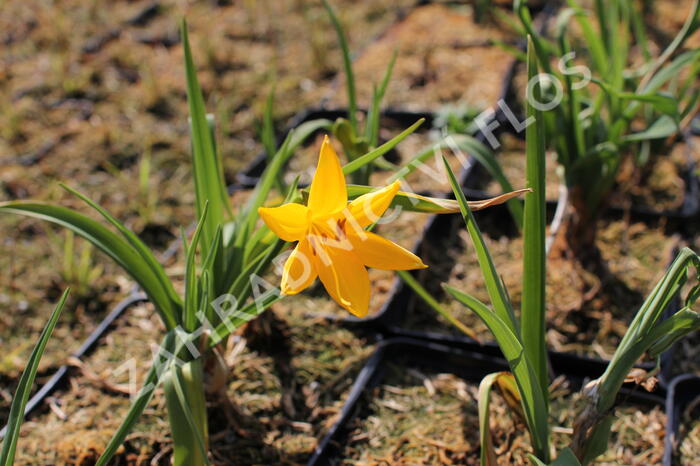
340 360 666 464
679 395 700 466
0 0 696 463
10 301 373 465
409 207 677 359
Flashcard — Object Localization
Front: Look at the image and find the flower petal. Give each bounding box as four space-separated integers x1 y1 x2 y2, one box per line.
346 180 400 227
348 229 427 270
308 136 347 218
258 203 310 242
281 239 317 295
312 241 370 317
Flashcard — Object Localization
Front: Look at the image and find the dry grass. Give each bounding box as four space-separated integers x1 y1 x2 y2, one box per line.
340 365 665 465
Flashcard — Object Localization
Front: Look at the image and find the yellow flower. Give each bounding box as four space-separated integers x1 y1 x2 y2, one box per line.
258 135 427 317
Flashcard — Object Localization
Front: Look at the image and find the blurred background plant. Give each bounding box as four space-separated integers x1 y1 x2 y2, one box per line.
440 41 700 465
511 0 699 266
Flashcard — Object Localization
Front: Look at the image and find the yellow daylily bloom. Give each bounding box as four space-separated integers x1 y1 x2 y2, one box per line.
258 135 427 317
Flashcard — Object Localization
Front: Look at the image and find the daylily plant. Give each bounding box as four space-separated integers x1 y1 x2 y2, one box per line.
260 136 426 317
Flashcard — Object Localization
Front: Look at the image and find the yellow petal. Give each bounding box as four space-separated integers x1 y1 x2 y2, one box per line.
346 180 400 228
348 229 427 270
311 241 370 317
258 203 310 242
307 136 347 218
281 239 317 295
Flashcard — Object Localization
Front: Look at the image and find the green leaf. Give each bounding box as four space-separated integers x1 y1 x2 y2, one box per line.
323 0 357 132
593 78 680 118
345 185 530 215
366 50 397 147
242 118 331 229
521 36 549 405
596 248 699 414
528 447 582 466
262 85 284 192
645 307 700 358
641 50 700 94
638 0 700 93
441 158 518 333
580 416 613 466
181 20 231 257
61 185 182 318
0 289 69 466
621 115 678 142
478 372 520 466
342 118 425 176
163 361 210 466
208 293 282 347
453 134 524 229
443 154 549 461
184 203 209 331
383 116 526 226
444 285 550 460
564 1 608 76
397 270 478 340
0 202 179 329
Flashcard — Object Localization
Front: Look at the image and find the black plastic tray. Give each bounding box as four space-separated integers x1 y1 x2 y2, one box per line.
308 337 666 465
663 374 700 466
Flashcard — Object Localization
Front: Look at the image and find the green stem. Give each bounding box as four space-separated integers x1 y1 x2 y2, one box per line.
163 359 209 466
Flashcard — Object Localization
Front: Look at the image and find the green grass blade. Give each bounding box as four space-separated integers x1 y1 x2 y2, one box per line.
397 270 478 340
345 185 529 215
184 203 209 331
514 0 555 75
478 372 506 466
444 286 550 460
262 86 277 159
365 50 397 147
262 85 285 192
181 20 230 257
565 0 608 76
323 0 357 132
441 157 518 333
164 364 210 465
521 37 549 402
620 115 678 143
60 185 181 318
638 0 700 92
208 293 282 347
342 118 424 176
0 202 179 329
0 289 69 466
478 372 521 466
453 134 524 229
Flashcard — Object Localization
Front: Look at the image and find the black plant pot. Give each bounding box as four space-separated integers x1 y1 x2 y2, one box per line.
307 337 666 465
664 374 700 466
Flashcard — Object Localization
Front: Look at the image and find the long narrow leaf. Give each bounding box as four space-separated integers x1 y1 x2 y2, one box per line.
0 202 178 329
478 372 520 466
60 185 181 318
184 203 209 331
521 37 549 402
441 158 518 333
444 286 550 460
397 270 478 340
181 20 230 257
342 118 425 175
323 0 357 132
0 289 69 465
344 186 530 214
